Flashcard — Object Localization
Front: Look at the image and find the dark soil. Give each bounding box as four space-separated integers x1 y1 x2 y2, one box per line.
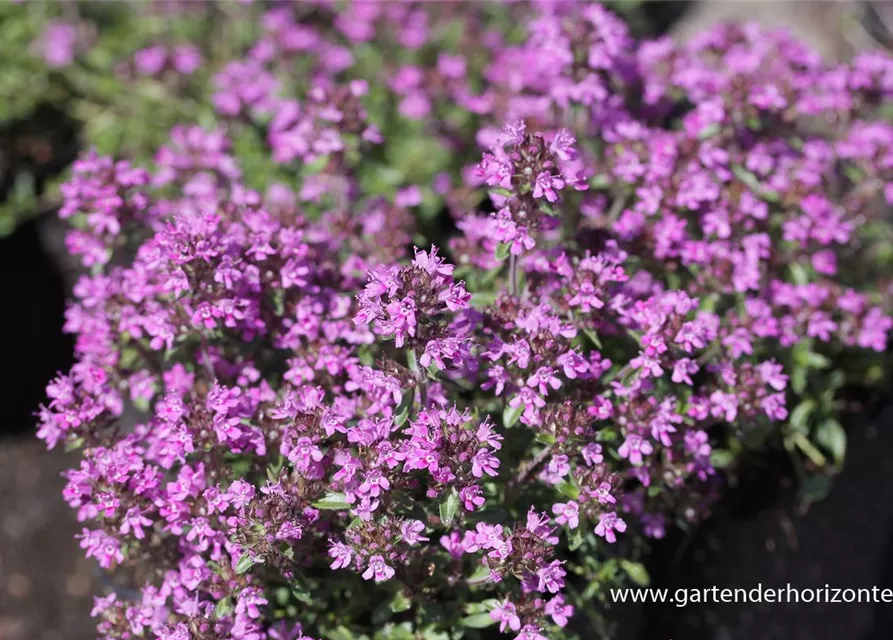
0 213 95 639
615 402 893 640
0 439 99 640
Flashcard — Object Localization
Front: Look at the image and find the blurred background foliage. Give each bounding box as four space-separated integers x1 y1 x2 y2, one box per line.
0 0 695 236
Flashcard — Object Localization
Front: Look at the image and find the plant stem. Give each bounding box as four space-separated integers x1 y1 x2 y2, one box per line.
505 445 553 505
409 348 428 408
509 253 518 296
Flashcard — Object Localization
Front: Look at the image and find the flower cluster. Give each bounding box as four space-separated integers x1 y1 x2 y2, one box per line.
35 3 893 640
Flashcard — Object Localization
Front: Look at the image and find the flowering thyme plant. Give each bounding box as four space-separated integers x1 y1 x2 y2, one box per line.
34 2 893 639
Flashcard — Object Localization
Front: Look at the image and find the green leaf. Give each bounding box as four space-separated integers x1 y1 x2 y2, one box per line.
439 488 460 527
467 564 491 584
556 480 580 500
732 165 762 193
816 419 846 464
582 327 603 349
698 123 721 140
395 388 413 421
789 400 815 434
495 242 511 262
789 262 810 286
590 173 611 189
480 265 504 287
805 352 831 370
235 553 258 574
800 473 833 504
303 155 329 176
313 492 351 510
326 625 357 640
394 404 411 427
503 403 523 428
620 560 650 587
470 292 497 308
389 591 411 613
709 449 735 469
790 432 827 467
291 581 313 606
536 432 557 445
791 367 808 395
215 597 233 618
462 613 497 628
568 528 584 551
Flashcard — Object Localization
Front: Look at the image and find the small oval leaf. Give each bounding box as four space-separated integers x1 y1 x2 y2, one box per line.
503 403 523 428
462 612 497 628
439 488 460 527
313 492 351 510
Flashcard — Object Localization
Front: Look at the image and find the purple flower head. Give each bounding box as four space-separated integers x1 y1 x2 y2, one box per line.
39 21 79 68
135 46 167 75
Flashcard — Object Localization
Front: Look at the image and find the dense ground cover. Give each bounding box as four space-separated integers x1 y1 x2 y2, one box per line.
8 2 893 639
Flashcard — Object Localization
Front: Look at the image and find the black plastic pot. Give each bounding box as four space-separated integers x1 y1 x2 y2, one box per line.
0 213 73 438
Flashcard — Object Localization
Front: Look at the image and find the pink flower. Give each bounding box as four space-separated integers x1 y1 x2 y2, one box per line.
536 560 567 593
362 555 395 582
328 542 353 570
489 600 521 633
400 520 429 545
617 434 653 465
532 171 565 203
552 501 580 529
544 594 574 627
39 21 79 68
471 449 500 478
594 512 627 544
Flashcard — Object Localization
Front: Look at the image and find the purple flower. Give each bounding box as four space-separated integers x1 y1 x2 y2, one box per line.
440 532 467 559
552 501 580 529
672 358 699 386
328 542 353 570
471 449 500 478
532 171 565 203
38 21 79 68
77 528 124 569
172 45 202 75
362 555 395 582
135 46 167 76
119 508 153 540
756 360 788 391
517 625 550 640
395 186 423 207
536 560 567 593
617 434 653 465
582 443 604 466
490 599 521 633
549 129 578 161
400 519 429 545
544 594 574 627
595 512 627 544
460 485 486 511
